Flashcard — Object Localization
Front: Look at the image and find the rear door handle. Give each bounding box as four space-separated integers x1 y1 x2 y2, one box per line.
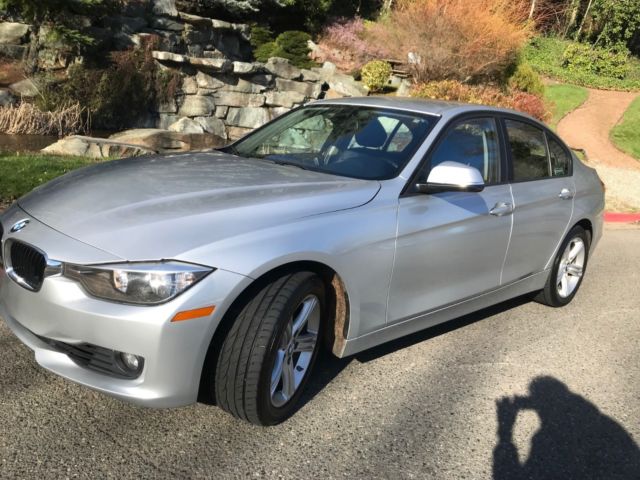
490 202 514 217
559 188 575 200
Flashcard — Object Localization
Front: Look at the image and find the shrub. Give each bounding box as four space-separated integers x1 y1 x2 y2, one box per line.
361 60 392 92
369 0 533 83
252 30 314 68
412 80 550 122
250 25 274 49
0 102 88 136
562 43 630 80
316 17 387 71
508 63 545 96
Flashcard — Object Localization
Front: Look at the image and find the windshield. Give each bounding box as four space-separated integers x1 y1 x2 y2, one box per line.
223 105 438 180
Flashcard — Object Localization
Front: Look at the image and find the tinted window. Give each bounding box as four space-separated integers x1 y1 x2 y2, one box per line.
228 106 437 180
547 135 572 177
505 119 550 181
426 118 501 184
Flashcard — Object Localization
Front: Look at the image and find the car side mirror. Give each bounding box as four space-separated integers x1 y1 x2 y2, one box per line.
415 161 485 194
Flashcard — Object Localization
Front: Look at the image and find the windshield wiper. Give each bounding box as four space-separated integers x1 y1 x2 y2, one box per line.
268 159 311 171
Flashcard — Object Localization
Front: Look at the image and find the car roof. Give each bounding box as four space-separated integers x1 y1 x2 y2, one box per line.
310 96 544 126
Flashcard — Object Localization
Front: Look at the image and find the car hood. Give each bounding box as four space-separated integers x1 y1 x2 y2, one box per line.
19 152 380 261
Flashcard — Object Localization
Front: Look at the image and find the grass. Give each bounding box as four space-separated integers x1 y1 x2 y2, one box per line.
544 84 589 129
524 36 640 91
0 153 97 205
611 96 640 160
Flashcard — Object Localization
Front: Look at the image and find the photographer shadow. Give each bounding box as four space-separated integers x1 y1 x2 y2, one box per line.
493 376 640 480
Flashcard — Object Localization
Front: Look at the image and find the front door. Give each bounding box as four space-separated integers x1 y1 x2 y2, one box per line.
388 117 513 323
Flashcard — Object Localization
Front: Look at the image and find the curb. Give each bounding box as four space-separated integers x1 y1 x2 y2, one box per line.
604 212 640 223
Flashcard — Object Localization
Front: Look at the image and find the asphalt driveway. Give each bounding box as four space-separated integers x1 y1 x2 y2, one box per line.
1 226 639 479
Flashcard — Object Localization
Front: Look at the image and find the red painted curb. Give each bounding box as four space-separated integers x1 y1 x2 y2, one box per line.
604 212 640 223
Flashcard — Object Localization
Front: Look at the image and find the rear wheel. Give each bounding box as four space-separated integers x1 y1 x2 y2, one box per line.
213 272 325 425
535 226 589 307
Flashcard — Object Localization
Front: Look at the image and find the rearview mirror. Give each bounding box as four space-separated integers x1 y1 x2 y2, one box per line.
415 161 485 194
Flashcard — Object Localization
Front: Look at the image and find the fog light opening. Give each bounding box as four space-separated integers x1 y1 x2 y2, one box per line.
118 352 144 375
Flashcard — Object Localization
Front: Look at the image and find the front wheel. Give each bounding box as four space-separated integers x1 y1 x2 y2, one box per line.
214 272 325 425
535 226 590 307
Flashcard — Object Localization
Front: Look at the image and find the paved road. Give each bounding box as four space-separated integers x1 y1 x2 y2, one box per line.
1 226 639 479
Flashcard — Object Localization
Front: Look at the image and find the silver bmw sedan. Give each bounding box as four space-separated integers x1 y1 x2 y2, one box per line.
0 97 604 425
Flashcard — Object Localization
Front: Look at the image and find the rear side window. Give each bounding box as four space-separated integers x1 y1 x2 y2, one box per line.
547 135 572 177
505 119 550 181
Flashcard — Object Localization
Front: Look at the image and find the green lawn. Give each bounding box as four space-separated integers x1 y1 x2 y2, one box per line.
524 36 640 91
0 153 97 204
611 96 640 160
544 84 589 129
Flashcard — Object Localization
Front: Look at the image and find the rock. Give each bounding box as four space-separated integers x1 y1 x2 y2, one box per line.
214 91 265 108
227 126 253 140
321 61 338 75
150 17 185 32
226 107 271 129
326 73 368 97
0 44 27 60
178 12 214 28
211 19 234 30
194 116 227 138
109 128 224 152
265 91 306 108
0 89 17 107
178 95 216 116
188 57 232 72
42 136 155 158
168 117 205 134
215 106 229 118
275 78 322 99
183 23 212 46
270 107 291 118
105 15 148 34
158 113 179 129
113 32 135 50
9 78 38 98
396 78 413 97
152 0 178 17
265 57 302 80
131 32 156 47
182 76 198 94
195 71 226 90
0 22 30 45
301 69 321 82
152 50 189 64
233 61 262 75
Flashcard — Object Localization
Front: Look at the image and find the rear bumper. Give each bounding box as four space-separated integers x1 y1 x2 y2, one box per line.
0 267 250 407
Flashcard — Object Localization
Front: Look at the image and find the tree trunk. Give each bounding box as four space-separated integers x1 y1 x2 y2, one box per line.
563 0 582 38
528 0 537 20
574 0 594 41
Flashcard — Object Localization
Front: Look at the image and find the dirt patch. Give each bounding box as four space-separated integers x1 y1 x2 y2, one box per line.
558 88 640 211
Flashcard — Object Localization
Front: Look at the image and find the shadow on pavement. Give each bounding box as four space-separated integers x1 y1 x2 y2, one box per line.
493 376 640 480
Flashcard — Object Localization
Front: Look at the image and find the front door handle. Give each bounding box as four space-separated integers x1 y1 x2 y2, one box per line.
559 188 575 200
490 202 514 217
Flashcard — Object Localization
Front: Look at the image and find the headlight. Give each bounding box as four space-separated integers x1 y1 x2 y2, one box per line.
64 261 213 305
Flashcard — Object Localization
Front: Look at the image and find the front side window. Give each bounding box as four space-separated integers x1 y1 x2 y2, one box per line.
226 106 437 180
547 135 572 177
505 119 550 181
419 117 501 185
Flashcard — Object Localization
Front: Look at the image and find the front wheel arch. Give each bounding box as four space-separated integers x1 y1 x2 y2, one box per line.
198 260 350 405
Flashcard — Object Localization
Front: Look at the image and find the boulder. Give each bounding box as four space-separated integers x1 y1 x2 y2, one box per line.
109 128 224 152
152 0 178 17
226 107 271 129
0 22 30 45
195 71 226 90
325 73 368 97
270 107 291 118
300 69 321 82
150 17 185 32
232 61 262 75
189 57 232 72
178 95 215 116
158 113 179 129
227 126 253 140
42 136 155 158
0 44 26 60
182 76 198 94
214 91 265 108
168 117 205 134
265 91 306 108
214 106 229 118
152 50 189 64
178 12 213 28
396 78 413 97
194 116 227 138
105 15 148 34
154 98 178 113
275 78 322 99
221 76 271 94
265 57 303 80
9 78 39 98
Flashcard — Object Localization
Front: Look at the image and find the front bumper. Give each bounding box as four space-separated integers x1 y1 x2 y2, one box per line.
0 207 251 408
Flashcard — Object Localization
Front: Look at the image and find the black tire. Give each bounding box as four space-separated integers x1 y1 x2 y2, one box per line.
213 272 325 426
535 226 590 307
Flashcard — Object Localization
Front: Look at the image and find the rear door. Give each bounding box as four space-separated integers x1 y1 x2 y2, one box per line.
500 118 574 284
387 116 513 323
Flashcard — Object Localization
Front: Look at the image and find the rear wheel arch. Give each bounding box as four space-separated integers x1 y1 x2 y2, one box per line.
574 218 593 245
198 260 350 404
